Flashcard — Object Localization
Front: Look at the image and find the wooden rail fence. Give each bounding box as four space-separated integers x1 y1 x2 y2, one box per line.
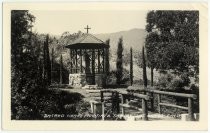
127 87 197 121
99 87 197 121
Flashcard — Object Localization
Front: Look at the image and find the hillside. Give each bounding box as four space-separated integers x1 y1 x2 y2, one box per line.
94 28 147 53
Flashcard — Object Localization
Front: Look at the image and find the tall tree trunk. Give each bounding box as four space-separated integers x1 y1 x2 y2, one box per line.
45 35 51 85
116 37 123 85
151 66 154 86
43 41 46 85
51 48 54 84
142 46 147 88
130 47 133 86
60 55 63 85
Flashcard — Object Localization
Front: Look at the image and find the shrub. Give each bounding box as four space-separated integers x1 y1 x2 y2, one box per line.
121 69 130 84
157 73 173 89
169 77 185 91
157 72 190 91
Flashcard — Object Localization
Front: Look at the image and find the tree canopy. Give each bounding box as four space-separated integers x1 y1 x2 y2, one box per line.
145 10 199 76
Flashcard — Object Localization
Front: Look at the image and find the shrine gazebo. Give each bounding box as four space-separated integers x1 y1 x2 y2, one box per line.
65 26 109 87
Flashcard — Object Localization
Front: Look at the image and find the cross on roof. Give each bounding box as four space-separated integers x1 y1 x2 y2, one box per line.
84 25 91 33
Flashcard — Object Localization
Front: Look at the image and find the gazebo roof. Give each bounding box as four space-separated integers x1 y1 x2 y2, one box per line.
65 33 109 49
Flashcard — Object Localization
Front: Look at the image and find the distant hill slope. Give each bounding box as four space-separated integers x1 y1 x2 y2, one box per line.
94 28 147 52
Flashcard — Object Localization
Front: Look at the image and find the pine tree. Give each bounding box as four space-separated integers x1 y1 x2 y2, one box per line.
116 37 123 85
51 48 54 84
45 35 51 85
142 46 147 87
130 47 133 86
105 39 110 74
60 54 63 84
43 35 51 86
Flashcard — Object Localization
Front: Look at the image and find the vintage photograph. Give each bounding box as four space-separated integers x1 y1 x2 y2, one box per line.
10 9 200 122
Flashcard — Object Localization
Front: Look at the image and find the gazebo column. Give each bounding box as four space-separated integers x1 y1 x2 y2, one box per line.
98 49 100 73
92 49 95 84
102 48 105 73
75 49 78 73
69 49 72 74
80 49 83 73
72 49 75 73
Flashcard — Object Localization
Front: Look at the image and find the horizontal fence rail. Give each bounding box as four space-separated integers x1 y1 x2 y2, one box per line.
126 86 197 121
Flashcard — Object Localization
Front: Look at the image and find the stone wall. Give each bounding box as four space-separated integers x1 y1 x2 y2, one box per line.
95 74 106 87
69 73 106 88
69 74 86 88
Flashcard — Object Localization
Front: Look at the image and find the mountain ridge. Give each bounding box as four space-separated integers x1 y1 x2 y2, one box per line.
94 28 147 53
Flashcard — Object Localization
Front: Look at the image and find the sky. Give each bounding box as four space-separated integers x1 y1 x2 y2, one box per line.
30 10 148 35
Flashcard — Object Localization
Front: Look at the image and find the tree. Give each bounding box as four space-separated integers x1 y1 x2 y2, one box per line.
51 48 54 83
145 11 199 77
105 39 110 74
116 37 123 85
42 35 51 86
142 46 147 87
60 54 63 84
11 10 44 119
130 47 133 86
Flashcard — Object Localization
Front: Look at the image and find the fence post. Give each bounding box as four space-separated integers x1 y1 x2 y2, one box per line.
157 94 161 114
121 94 125 115
150 92 154 111
111 92 114 113
116 92 120 114
100 91 104 120
188 97 195 121
142 98 148 120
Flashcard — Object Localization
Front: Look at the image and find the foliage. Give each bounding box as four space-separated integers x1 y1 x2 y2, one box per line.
157 72 190 91
43 35 51 86
116 37 124 85
123 49 130 66
11 10 41 119
130 47 133 86
106 68 129 86
142 46 147 87
60 55 63 84
145 11 199 78
105 39 110 74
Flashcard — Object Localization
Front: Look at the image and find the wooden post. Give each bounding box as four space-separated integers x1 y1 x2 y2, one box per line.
142 98 148 120
150 92 154 111
121 94 125 115
188 98 195 121
157 94 161 114
100 91 104 102
116 92 120 114
102 101 105 120
111 92 115 113
100 91 104 120
111 92 120 114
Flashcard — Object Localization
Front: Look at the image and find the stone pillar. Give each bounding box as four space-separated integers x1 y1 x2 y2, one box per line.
95 74 105 87
69 73 86 88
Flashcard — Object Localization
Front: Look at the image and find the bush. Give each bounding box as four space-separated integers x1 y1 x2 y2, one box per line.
180 73 190 86
157 72 190 91
157 73 173 89
121 69 130 84
107 69 130 85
